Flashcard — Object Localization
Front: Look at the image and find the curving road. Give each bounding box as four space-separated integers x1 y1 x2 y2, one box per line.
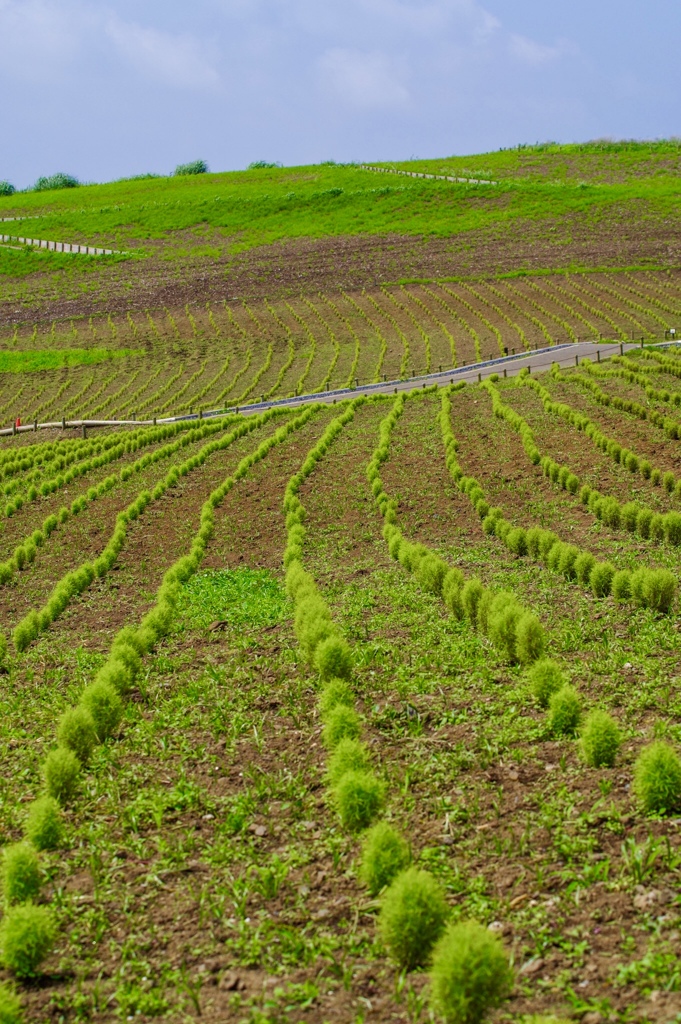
0 339 651 437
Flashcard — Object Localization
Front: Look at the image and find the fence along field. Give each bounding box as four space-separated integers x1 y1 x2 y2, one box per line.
0 269 680 427
0 325 680 1023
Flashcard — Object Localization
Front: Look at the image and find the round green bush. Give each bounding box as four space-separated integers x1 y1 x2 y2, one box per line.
379 868 448 969
611 570 632 602
334 770 384 831
580 709 621 767
430 919 513 1024
636 507 653 538
574 551 596 586
43 746 81 805
515 612 544 665
24 798 63 852
319 679 354 719
442 569 464 618
650 513 665 543
0 904 55 977
663 471 676 494
664 511 681 546
487 593 521 662
545 541 565 572
56 706 97 764
461 579 484 623
525 527 542 557
556 544 579 579
79 680 123 741
0 982 22 1023
506 528 527 557
634 741 681 815
621 502 639 532
1 844 41 905
482 514 498 536
359 822 410 896
327 738 369 786
314 634 353 680
642 569 676 613
548 686 581 736
590 561 615 598
417 554 449 595
527 659 565 708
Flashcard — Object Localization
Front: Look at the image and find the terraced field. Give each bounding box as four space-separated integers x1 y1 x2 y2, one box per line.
0 270 680 426
2 142 681 1024
0 340 679 1023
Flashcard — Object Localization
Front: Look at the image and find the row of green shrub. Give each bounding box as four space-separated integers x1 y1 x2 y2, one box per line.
282 394 516 1024
440 386 681 814
369 386 545 666
638 346 681 380
0 406 316 995
0 416 238 592
528 657 681 815
3 415 224 517
283 399 362 680
570 361 681 438
480 379 678 609
523 367 681 495
591 355 681 411
11 410 282 652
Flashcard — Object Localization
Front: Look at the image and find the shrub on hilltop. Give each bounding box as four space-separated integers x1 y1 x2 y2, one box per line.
174 160 208 176
33 173 79 192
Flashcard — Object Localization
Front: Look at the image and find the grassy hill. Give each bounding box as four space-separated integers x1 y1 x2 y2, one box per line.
2 142 681 327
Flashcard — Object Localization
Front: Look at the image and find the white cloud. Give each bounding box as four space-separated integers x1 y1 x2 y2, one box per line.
509 33 573 66
105 17 221 91
318 47 410 108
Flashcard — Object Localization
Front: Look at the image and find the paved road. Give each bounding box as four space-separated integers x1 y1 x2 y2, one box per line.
0 339 647 438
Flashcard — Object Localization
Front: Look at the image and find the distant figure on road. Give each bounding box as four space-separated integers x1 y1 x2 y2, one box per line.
15 417 20 428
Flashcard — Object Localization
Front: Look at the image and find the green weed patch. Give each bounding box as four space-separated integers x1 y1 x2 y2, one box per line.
177 568 285 631
0 348 140 373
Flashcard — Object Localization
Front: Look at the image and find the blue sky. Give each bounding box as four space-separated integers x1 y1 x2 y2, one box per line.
2 0 680 188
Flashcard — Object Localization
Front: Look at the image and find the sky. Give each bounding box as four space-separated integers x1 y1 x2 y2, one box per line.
2 0 680 188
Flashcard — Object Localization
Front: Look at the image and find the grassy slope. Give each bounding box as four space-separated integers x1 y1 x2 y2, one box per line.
0 146 679 258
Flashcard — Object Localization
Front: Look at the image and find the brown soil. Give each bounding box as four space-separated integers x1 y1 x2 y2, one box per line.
4 212 681 327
